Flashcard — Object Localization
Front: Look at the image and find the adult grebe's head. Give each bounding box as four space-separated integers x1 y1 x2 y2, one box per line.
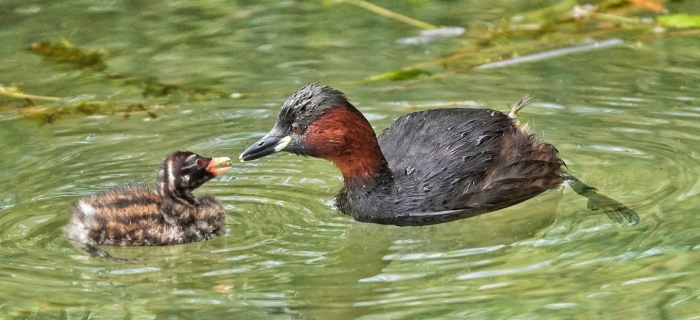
240 83 386 181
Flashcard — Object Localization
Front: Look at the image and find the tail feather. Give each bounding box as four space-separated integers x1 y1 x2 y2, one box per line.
564 173 639 225
508 95 531 128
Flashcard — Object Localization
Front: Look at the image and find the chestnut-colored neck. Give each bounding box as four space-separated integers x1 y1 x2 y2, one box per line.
305 106 391 184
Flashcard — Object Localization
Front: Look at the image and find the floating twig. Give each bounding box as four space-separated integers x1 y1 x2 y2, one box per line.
331 0 437 29
0 85 62 101
474 38 624 70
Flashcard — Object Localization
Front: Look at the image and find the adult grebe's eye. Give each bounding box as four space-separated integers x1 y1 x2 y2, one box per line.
291 122 302 134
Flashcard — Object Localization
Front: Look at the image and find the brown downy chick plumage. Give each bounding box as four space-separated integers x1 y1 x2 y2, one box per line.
65 151 231 262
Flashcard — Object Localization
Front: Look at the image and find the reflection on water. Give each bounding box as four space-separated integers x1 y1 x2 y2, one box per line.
2 0 700 319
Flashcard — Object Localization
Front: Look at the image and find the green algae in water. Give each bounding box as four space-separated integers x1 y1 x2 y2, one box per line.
28 39 108 71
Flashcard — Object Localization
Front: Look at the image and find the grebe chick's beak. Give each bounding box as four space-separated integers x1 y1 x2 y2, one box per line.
207 157 233 175
239 134 292 162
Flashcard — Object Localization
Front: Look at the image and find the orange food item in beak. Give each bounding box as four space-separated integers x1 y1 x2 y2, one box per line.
207 157 232 176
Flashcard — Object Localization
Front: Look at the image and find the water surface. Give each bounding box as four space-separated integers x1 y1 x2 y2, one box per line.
1 1 699 319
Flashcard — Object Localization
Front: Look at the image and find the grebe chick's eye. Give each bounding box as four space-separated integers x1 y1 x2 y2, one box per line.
291 122 303 134
196 158 207 169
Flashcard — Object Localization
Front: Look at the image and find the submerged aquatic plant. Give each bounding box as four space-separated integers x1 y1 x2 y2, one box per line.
28 39 108 71
6 0 699 122
10 39 229 122
0 84 161 124
342 0 699 88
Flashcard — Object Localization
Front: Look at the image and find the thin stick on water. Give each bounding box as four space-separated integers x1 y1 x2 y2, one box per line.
474 38 624 70
0 85 62 101
340 0 437 30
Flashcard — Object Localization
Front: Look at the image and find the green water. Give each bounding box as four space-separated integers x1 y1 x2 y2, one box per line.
1 1 700 319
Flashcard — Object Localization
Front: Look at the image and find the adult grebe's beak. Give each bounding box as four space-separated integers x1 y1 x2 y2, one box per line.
239 134 291 162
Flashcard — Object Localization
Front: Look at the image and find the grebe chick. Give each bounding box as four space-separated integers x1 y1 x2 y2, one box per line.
240 83 639 226
66 151 231 262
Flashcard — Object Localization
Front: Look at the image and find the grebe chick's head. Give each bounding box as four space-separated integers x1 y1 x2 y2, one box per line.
158 151 232 202
239 83 384 179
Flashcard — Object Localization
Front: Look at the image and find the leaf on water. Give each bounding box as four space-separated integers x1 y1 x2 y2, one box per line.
364 68 431 82
27 39 108 71
657 14 700 29
627 0 664 13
